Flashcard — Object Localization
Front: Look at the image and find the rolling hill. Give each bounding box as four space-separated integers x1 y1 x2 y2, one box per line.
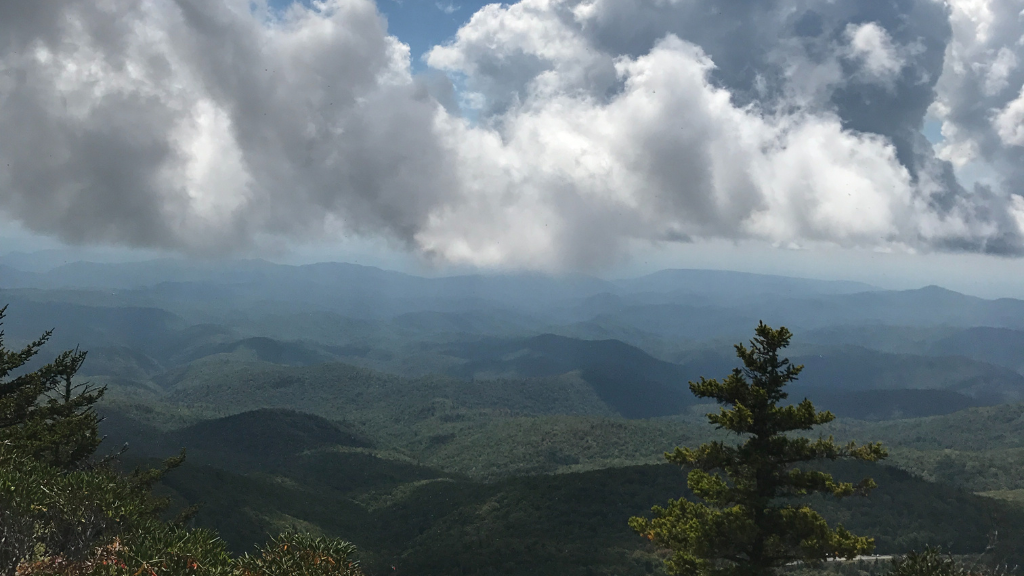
927 327 1024 373
437 335 1024 419
445 334 698 418
100 408 1024 574
792 347 1024 403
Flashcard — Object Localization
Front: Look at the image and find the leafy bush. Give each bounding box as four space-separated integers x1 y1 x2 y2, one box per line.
236 533 364 576
886 547 1018 576
0 442 229 576
888 548 964 576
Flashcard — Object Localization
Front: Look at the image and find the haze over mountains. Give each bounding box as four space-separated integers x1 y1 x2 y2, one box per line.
5 251 1024 572
4 253 1024 421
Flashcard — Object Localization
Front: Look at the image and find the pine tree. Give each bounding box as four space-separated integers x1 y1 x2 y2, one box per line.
629 322 887 576
0 305 104 469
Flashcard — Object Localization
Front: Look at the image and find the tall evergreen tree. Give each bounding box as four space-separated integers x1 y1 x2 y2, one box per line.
629 322 887 576
0 305 103 469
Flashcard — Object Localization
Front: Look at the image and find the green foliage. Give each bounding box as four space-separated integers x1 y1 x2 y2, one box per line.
0 306 366 576
0 442 200 576
823 403 1024 492
883 546 1020 576
887 547 964 576
631 323 887 576
95 395 1024 573
0 305 104 470
85 524 234 576
409 414 711 479
236 533 364 576
152 443 1024 576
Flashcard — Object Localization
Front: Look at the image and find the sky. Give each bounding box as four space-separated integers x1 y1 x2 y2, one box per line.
1 0 1024 295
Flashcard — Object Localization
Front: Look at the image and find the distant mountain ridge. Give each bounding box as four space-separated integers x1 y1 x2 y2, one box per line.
5 254 1024 425
0 255 875 296
615 268 876 296
7 256 1024 333
928 327 1024 373
442 334 1023 419
0 257 883 315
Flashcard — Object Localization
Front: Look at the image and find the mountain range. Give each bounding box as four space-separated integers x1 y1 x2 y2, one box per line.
6 251 1024 572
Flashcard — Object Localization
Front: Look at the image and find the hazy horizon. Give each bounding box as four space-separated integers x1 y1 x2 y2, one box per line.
6 229 1024 301
2 0 1024 291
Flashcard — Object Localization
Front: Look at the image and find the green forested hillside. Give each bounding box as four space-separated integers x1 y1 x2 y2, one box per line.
444 334 699 417
168 409 372 461
152 341 1021 427
162 359 617 432
92 347 1024 491
409 415 705 478
824 404 1024 492
103 408 1024 575
833 403 1024 452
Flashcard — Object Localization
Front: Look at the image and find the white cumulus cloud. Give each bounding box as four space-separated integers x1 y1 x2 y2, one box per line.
1 0 1024 268
995 86 1024 146
931 0 1024 191
845 22 907 84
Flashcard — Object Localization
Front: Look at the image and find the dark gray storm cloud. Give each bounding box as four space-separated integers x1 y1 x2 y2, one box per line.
1 0 1023 268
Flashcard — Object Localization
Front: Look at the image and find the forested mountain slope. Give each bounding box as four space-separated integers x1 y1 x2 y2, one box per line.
101 408 1024 575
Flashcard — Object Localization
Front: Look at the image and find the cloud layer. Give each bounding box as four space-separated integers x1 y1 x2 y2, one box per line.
1 0 1023 269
